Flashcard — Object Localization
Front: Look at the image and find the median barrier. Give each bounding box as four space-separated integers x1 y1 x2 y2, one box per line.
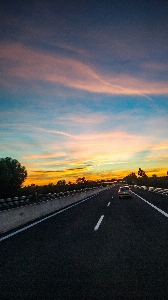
0 187 108 234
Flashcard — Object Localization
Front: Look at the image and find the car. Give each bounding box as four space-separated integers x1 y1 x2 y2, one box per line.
160 189 168 195
141 186 148 190
156 189 166 194
153 188 162 193
118 186 132 199
148 187 155 191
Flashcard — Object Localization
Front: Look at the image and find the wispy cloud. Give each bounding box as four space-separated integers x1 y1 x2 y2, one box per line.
1 42 168 96
58 113 109 125
1 1 168 186
142 62 168 72
1 111 168 170
24 152 67 160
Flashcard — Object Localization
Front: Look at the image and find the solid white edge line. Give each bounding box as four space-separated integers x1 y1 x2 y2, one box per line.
94 215 104 231
133 192 168 218
0 196 93 242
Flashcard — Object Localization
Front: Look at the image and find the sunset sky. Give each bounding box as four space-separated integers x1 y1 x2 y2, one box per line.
1 0 168 186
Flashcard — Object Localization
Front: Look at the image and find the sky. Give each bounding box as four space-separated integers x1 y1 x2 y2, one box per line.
1 0 168 186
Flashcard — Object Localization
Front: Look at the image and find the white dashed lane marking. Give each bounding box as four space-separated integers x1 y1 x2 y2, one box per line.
94 215 104 231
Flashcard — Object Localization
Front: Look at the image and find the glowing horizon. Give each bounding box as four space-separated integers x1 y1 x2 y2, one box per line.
1 1 168 186
23 167 168 187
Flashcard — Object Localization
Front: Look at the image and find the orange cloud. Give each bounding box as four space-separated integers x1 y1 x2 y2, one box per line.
24 165 168 186
1 112 167 186
22 127 168 185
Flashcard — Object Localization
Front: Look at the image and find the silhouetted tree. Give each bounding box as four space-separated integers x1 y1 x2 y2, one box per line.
76 177 86 184
0 157 27 198
57 180 66 186
137 168 148 185
123 172 137 185
138 168 147 177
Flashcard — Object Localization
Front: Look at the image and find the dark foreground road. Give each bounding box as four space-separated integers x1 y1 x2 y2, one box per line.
1 186 168 299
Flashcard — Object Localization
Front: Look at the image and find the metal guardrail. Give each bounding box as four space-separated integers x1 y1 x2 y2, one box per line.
0 187 109 234
133 186 168 195
0 187 100 212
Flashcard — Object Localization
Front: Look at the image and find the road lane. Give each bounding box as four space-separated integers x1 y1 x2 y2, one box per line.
92 191 168 298
1 186 168 299
132 187 168 213
0 191 103 242
1 188 113 297
133 192 168 217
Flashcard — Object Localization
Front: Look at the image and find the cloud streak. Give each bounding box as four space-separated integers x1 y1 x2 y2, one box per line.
1 42 168 96
1 1 167 185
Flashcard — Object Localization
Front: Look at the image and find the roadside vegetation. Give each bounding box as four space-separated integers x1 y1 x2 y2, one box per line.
18 178 103 200
0 157 27 199
0 157 167 199
123 168 168 188
0 158 106 199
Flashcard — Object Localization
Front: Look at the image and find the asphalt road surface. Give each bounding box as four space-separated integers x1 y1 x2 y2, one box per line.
1 186 168 299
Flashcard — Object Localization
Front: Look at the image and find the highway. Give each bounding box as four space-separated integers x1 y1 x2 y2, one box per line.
1 185 168 299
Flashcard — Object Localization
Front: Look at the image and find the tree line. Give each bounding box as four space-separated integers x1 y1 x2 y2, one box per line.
0 158 167 198
123 168 168 188
0 158 103 198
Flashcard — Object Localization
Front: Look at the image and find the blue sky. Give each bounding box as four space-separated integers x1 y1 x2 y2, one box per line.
1 0 168 185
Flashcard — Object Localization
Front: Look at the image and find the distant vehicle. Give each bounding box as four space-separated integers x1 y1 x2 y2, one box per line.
158 189 168 195
19 196 26 200
141 186 148 190
161 190 168 196
156 189 165 194
6 197 12 202
153 188 162 193
118 186 132 199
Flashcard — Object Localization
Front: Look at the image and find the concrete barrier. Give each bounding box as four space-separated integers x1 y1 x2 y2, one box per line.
0 187 108 234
